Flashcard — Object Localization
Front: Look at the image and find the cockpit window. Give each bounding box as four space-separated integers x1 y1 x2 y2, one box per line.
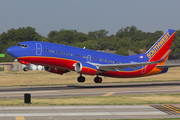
16 44 28 48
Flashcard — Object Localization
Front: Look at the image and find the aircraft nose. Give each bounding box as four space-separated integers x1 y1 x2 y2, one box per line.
6 47 12 55
6 46 18 58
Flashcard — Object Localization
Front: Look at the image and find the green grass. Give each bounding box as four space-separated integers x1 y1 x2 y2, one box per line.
0 67 180 87
2 93 180 106
93 118 180 120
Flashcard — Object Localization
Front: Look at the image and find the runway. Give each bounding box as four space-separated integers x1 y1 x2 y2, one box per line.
1 105 180 119
0 81 180 99
1 82 180 119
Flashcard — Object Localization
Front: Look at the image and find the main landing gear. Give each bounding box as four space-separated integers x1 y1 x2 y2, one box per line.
77 74 85 83
23 66 29 72
77 74 102 83
94 76 102 83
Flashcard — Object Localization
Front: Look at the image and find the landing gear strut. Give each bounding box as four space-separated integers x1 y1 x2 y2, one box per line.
94 76 102 83
77 74 85 83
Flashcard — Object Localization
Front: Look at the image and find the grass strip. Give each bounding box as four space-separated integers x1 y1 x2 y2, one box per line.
1 93 180 106
1 69 180 87
96 118 180 120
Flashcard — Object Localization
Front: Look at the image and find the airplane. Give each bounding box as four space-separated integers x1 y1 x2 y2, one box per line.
6 29 179 83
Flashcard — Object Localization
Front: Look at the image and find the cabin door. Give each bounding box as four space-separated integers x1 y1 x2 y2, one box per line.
36 43 42 55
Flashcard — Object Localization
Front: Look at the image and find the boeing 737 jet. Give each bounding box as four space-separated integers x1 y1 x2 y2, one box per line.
7 29 179 83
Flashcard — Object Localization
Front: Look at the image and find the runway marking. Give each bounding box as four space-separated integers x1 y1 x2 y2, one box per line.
151 105 180 115
16 116 25 120
102 92 115 96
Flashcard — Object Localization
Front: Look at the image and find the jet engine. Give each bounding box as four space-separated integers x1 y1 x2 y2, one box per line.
73 62 97 75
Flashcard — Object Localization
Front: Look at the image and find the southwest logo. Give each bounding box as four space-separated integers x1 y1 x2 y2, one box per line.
147 32 170 58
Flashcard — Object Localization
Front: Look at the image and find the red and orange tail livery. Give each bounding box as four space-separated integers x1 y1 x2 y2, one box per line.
145 29 176 62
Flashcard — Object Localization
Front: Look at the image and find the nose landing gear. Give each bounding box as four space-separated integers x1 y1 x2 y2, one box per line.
23 66 29 72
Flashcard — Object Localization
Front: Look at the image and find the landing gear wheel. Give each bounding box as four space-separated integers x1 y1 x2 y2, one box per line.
23 67 29 72
77 76 85 83
94 77 102 83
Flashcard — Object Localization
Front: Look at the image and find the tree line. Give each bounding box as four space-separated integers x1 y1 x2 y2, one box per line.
1 26 180 62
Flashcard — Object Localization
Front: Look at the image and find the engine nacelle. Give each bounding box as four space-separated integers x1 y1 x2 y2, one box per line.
45 66 67 75
73 62 97 75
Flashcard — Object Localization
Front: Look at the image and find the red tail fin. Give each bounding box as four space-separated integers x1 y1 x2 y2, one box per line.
145 29 176 62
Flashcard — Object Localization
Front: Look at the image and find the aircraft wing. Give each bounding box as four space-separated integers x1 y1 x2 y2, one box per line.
87 60 161 71
156 64 180 68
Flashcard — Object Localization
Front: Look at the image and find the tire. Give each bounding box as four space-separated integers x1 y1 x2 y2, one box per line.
77 76 85 83
23 67 28 72
94 77 102 83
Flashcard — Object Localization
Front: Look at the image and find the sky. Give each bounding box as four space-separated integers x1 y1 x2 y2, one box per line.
0 0 180 37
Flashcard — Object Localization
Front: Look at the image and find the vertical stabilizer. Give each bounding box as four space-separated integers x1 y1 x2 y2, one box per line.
145 29 176 62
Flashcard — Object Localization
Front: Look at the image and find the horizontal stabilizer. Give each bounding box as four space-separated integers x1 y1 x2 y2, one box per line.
156 64 180 68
